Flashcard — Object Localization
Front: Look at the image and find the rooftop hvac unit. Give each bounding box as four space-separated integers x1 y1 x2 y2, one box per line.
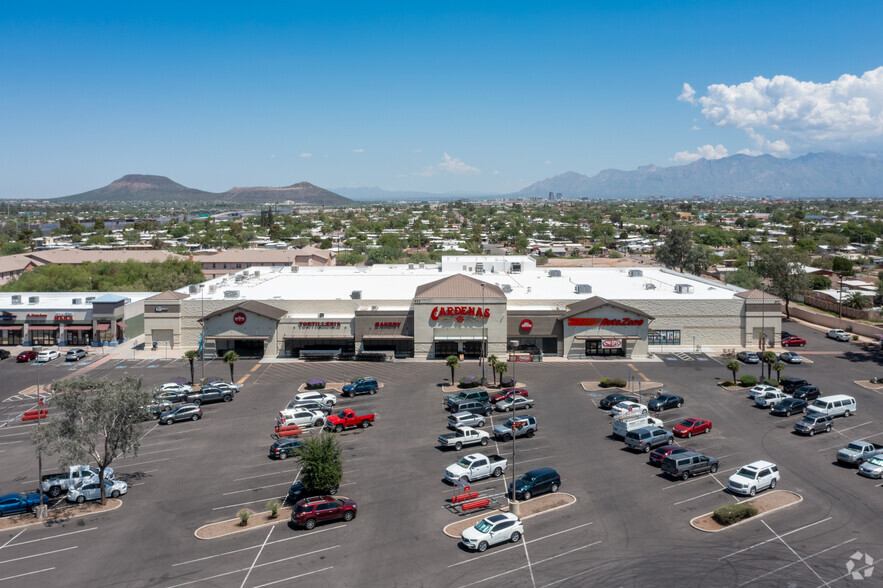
501 284 513 293
574 284 592 294
28 296 40 304
510 263 522 273
253 270 260 278
319 312 325 318
419 262 425 269
351 290 362 299
548 269 562 277
85 297 96 304
644 283 656 290
628 269 643 277
235 275 245 282
11 295 21 304
189 285 200 294
371 306 379 311
207 285 217 295
223 290 240 299
674 284 694 294
292 265 299 273
475 263 483 273
408 264 414 270
72 298 83 305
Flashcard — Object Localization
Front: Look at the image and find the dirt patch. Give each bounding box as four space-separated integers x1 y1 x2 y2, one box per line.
581 381 664 393
719 384 752 392
196 506 293 539
690 490 802 533
853 380 883 392
442 493 576 538
0 499 122 531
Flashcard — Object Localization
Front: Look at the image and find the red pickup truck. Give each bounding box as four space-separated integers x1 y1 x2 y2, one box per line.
325 409 375 432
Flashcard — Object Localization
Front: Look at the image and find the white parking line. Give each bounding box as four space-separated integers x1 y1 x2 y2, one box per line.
721 518 832 559
233 468 301 482
169 548 337 587
2 527 97 547
148 427 203 438
0 430 35 439
448 522 594 568
121 457 172 469
673 487 727 505
832 421 873 437
740 535 855 587
456 541 602 588
250 567 333 588
0 530 26 551
817 560 876 587
222 482 290 496
0 568 55 583
239 526 274 588
119 447 181 459
0 440 22 446
0 545 77 565
211 496 286 511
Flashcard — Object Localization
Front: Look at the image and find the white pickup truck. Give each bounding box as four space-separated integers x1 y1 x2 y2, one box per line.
41 465 113 497
438 427 490 451
445 453 507 483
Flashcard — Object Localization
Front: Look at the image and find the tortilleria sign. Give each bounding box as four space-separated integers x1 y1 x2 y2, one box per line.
568 317 644 327
298 321 342 328
430 306 490 322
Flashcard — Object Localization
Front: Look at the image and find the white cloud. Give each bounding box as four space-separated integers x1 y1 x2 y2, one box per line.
414 153 481 176
682 67 883 150
492 170 500 175
671 144 729 163
690 125 700 131
269 154 276 159
412 148 422 153
677 82 696 104
352 148 364 153
544 160 552 165
299 152 312 158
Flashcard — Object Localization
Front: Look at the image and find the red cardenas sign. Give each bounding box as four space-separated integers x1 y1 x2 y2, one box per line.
601 338 623 349
520 319 533 332
567 317 644 327
430 306 490 321
233 312 247 325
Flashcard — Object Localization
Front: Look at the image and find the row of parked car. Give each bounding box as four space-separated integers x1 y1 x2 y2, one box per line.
13 347 90 363
150 380 241 425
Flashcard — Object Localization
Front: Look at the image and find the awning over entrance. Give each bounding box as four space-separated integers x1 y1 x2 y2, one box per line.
117 321 127 329
205 335 268 340
283 335 352 340
95 323 111 331
27 325 58 331
434 334 487 341
63 325 93 331
362 335 414 340
1 325 23 331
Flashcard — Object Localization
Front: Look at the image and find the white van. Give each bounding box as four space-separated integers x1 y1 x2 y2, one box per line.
807 394 856 418
613 414 663 439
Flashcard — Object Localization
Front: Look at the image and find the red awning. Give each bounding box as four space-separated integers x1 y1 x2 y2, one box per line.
117 321 127 329
95 323 111 331
1 325 23 331
63 325 93 331
27 325 58 331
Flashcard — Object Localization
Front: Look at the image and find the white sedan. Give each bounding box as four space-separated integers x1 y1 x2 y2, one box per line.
748 384 779 400
159 383 193 394
460 513 523 552
276 408 326 428
36 350 60 362
610 401 648 417
67 479 128 502
293 391 337 406
826 329 850 342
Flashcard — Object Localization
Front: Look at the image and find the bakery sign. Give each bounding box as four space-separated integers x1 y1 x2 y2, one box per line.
430 306 490 323
298 321 342 328
375 322 401 328
568 317 644 327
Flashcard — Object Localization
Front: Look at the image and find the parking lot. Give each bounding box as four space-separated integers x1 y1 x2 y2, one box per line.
0 318 881 587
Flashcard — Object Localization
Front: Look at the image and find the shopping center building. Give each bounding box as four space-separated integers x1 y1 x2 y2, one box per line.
143 256 782 360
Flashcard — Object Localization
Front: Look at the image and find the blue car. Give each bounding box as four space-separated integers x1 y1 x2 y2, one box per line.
0 492 47 516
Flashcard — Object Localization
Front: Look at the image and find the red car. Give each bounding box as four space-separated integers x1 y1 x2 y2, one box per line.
781 336 806 347
16 350 38 362
490 388 529 404
673 418 712 438
648 445 692 466
291 496 357 529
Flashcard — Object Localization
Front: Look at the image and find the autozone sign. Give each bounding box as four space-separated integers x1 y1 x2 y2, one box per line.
568 317 644 327
430 306 490 321
601 338 622 349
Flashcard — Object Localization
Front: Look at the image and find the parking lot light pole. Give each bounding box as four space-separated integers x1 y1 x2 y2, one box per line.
509 419 520 517
200 285 206 381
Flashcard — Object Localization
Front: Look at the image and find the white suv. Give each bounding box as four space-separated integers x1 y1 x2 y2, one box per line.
826 329 850 342
728 461 780 496
36 349 60 362
460 513 523 552
293 391 337 406
610 401 648 417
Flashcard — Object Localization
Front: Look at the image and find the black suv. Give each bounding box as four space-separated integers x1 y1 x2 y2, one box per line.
781 378 810 395
450 399 493 417
599 393 638 409
186 386 234 405
287 481 339 503
269 438 303 460
508 467 561 500
791 385 821 402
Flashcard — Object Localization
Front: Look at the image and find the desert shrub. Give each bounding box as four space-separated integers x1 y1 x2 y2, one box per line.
266 500 282 519
762 379 780 388
712 503 758 526
306 379 326 390
499 377 516 387
458 375 480 388
599 377 626 388
237 509 252 526
739 375 757 387
720 381 735 387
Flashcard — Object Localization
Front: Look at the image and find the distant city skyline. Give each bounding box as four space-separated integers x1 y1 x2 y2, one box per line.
2 1 882 198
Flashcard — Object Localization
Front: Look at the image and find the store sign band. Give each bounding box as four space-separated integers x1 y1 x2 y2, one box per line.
430 306 490 321
568 317 644 327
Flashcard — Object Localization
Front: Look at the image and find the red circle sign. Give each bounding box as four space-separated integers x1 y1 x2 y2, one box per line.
520 319 533 332
233 312 246 325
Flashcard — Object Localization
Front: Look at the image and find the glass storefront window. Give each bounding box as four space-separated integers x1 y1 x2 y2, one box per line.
648 330 681 345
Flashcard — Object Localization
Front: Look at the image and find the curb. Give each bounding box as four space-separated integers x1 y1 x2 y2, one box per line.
581 381 664 393
195 505 293 540
442 493 577 538
0 498 122 532
689 490 803 533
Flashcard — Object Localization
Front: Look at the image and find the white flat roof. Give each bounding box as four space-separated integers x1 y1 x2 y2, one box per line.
0 292 156 311
187 263 742 304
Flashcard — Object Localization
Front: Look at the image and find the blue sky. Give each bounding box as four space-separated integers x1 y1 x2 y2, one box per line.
2 1 882 197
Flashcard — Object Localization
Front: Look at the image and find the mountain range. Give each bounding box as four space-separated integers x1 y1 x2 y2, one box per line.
517 152 883 198
56 175 353 205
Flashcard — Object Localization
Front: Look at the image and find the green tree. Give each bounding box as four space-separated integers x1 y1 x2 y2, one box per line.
726 360 740 383
487 355 498 386
31 376 152 505
810 275 832 290
843 291 870 310
762 351 777 379
726 268 763 290
655 226 710 275
494 361 508 383
831 256 853 275
182 350 199 384
335 252 365 266
294 433 343 493
446 355 460 385
772 361 785 383
755 245 811 319
223 350 239 382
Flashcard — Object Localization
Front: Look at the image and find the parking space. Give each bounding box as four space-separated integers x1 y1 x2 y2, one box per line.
0 318 880 587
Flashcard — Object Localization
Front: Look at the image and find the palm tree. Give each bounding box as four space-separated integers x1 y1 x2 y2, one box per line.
494 362 508 385
843 291 870 310
726 360 740 384
772 361 785 383
223 350 240 383
487 355 498 386
182 350 199 384
446 355 460 385
762 351 777 379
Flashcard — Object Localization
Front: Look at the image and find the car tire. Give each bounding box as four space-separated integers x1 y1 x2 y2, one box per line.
455 442 463 451
809 429 815 437
825 425 831 433
642 409 648 416
800 343 805 347
279 452 288 460
48 486 61 498
304 518 316 530
369 388 376 395
361 419 370 429
485 409 492 417
477 420 485 427
492 467 502 477
343 510 355 522
687 432 692 438
504 406 511 412
707 424 712 432
315 418 324 427
76 496 85 503
329 486 339 494
164 419 174 425
522 491 531 500
477 541 488 552
480 438 488 446
111 490 120 498
844 410 851 417
643 445 650 453
510 531 522 543
749 487 756 497
223 395 232 402
770 479 777 489
681 471 690 481
335 425 343 433
710 464 718 474
502 434 511 442
347 392 354 398
526 429 534 438
677 402 683 408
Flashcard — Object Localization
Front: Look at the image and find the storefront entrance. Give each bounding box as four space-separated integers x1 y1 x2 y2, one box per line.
2 328 22 346
434 341 458 358
462 341 484 358
66 328 92 346
585 339 625 357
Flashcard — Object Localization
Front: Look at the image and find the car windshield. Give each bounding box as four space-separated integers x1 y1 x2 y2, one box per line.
736 468 758 479
518 473 535 484
455 457 474 468
503 418 514 428
800 417 814 424
679 420 694 427
336 411 347 419
867 458 883 467
474 519 493 533
846 443 865 452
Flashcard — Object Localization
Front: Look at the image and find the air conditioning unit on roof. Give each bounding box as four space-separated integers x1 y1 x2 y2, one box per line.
548 269 562 277
674 284 694 294
28 296 39 304
72 298 83 305
575 284 592 294
628 269 643 277
11 295 21 304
